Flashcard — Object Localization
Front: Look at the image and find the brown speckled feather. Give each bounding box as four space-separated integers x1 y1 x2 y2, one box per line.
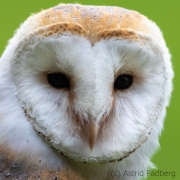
0 148 85 180
0 169 84 180
21 4 161 43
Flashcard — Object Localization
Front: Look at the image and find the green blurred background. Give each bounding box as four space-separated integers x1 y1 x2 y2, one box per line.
0 1 179 179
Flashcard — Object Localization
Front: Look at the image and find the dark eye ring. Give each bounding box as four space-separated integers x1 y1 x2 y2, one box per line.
47 73 70 89
114 74 133 90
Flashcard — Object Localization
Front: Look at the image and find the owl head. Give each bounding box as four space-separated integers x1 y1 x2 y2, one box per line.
0 4 173 166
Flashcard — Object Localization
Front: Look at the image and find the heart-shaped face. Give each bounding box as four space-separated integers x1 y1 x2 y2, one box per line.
9 4 171 164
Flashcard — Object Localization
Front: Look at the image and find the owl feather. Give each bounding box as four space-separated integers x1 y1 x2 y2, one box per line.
0 3 173 180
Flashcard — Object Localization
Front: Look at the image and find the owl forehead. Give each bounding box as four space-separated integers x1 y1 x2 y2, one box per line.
29 4 154 43
13 3 165 65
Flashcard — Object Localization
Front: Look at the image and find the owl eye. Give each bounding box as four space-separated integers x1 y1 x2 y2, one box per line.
114 74 133 90
47 73 70 89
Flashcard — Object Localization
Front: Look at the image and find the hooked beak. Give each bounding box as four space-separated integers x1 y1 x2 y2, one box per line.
87 122 98 151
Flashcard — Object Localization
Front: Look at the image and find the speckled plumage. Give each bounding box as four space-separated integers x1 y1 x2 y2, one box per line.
10 4 164 45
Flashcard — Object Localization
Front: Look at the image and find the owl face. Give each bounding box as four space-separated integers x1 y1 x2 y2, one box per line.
3 4 172 164
11 30 165 163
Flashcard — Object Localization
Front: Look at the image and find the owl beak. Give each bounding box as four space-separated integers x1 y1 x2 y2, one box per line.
88 122 98 151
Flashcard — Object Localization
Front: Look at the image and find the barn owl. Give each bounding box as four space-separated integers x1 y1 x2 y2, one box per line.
0 3 173 180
